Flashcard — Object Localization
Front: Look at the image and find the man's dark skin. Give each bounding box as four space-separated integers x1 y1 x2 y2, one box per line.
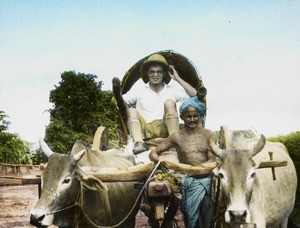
149 105 216 228
150 106 215 165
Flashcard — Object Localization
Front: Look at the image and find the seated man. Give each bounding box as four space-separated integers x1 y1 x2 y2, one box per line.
149 96 215 228
123 53 196 154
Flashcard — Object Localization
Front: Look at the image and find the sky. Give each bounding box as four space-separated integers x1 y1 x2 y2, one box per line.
0 0 299 143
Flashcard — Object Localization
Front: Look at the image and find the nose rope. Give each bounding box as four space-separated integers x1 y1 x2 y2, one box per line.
45 192 81 215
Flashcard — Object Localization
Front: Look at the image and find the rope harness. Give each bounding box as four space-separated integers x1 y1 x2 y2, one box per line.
211 175 220 228
82 161 162 228
45 192 81 215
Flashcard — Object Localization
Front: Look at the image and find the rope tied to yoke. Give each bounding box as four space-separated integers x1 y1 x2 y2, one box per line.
79 161 162 228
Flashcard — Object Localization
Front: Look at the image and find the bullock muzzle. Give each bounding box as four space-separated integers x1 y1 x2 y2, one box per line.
225 209 249 224
30 213 46 227
30 208 53 227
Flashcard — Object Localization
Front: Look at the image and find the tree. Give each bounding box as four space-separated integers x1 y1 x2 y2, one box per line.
0 111 10 132
269 131 300 204
0 111 30 164
45 71 119 153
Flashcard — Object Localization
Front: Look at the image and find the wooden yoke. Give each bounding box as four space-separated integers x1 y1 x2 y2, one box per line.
81 162 154 182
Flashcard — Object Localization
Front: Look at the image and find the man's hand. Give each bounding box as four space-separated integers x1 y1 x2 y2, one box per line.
149 150 160 163
168 65 180 81
167 64 197 96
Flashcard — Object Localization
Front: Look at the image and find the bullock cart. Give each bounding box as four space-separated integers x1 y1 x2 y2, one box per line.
111 51 292 227
31 50 292 227
57 140 289 228
29 129 292 227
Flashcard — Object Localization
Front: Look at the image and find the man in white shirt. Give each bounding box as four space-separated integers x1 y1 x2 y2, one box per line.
123 54 197 154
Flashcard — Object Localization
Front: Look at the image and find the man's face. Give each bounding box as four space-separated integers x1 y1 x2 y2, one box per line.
181 106 201 128
147 65 164 85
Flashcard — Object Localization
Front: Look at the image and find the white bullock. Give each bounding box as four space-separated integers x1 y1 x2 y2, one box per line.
208 130 297 227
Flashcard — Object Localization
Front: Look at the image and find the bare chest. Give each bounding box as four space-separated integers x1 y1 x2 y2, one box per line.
179 134 208 152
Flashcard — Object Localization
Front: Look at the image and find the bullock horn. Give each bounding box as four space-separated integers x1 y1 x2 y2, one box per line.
73 149 86 162
219 125 231 149
92 126 105 150
252 134 266 157
208 134 223 158
39 138 54 158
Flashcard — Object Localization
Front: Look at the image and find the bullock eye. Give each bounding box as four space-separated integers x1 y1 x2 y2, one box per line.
62 177 71 184
247 170 256 180
218 173 224 179
218 169 228 181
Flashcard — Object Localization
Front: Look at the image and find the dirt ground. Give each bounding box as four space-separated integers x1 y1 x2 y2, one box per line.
0 184 184 228
0 185 39 228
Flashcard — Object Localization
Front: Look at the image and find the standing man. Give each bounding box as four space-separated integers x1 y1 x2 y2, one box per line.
123 53 197 154
149 96 215 228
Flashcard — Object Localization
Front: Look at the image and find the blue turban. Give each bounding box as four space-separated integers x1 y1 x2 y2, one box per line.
179 96 206 126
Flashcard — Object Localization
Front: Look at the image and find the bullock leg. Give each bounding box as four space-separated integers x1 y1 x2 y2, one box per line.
280 218 289 228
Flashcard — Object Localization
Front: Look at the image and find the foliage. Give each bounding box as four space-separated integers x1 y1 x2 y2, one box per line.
269 131 300 157
0 131 31 164
0 111 10 132
45 71 119 153
30 149 48 165
0 111 31 164
269 131 300 205
155 169 183 193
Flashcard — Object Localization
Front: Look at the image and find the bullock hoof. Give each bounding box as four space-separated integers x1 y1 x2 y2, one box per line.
133 142 147 154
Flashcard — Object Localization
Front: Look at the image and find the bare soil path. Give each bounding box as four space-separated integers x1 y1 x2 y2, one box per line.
0 185 40 228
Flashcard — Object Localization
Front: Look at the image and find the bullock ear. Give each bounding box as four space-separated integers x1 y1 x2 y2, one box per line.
71 141 88 156
73 149 86 162
253 160 260 169
252 134 266 157
78 173 108 191
208 134 222 158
